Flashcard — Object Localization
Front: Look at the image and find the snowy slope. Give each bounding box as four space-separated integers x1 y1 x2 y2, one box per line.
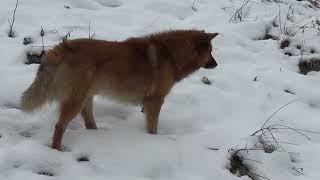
0 0 320 179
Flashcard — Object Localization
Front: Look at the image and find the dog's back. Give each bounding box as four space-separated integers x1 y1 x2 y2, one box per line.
21 38 156 111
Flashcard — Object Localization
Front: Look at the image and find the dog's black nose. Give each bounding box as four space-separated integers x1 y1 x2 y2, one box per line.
204 56 217 69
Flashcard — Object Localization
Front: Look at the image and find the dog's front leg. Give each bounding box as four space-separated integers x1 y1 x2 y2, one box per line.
143 96 164 134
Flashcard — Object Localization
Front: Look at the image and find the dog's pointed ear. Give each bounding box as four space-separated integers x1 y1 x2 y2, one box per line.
207 33 219 40
195 32 219 52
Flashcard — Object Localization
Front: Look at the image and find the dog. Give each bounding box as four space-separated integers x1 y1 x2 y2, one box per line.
20 30 218 150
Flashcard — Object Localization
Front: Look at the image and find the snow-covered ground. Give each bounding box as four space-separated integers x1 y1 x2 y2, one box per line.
0 0 320 179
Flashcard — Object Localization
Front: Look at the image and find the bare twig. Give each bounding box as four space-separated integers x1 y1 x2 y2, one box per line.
270 124 314 140
192 0 197 11
252 121 320 150
8 0 19 37
62 28 74 40
229 0 264 23
300 29 305 60
229 0 250 23
278 3 281 34
262 139 299 146
292 167 304 175
243 2 254 20
89 22 91 39
229 147 265 153
40 26 45 53
88 22 95 39
261 99 299 128
30 45 52 48
248 172 271 180
267 128 282 148
248 99 320 153
270 124 320 134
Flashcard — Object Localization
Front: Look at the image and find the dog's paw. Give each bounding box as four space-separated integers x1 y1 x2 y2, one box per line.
148 129 158 134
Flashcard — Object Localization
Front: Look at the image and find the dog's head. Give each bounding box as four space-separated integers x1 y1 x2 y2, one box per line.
194 32 219 69
147 30 219 81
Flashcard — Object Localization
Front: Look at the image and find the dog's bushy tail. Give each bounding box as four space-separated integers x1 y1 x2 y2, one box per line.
20 50 60 112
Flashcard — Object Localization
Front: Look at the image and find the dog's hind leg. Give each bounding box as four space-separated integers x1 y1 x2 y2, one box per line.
81 96 97 129
143 96 164 134
52 94 88 150
51 69 93 150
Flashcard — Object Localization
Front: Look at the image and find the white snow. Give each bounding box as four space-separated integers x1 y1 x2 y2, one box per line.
0 0 320 179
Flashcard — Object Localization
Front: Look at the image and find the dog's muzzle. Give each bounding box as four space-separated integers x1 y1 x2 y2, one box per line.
203 56 217 69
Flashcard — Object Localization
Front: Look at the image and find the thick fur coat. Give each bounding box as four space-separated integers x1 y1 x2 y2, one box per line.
21 30 218 150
